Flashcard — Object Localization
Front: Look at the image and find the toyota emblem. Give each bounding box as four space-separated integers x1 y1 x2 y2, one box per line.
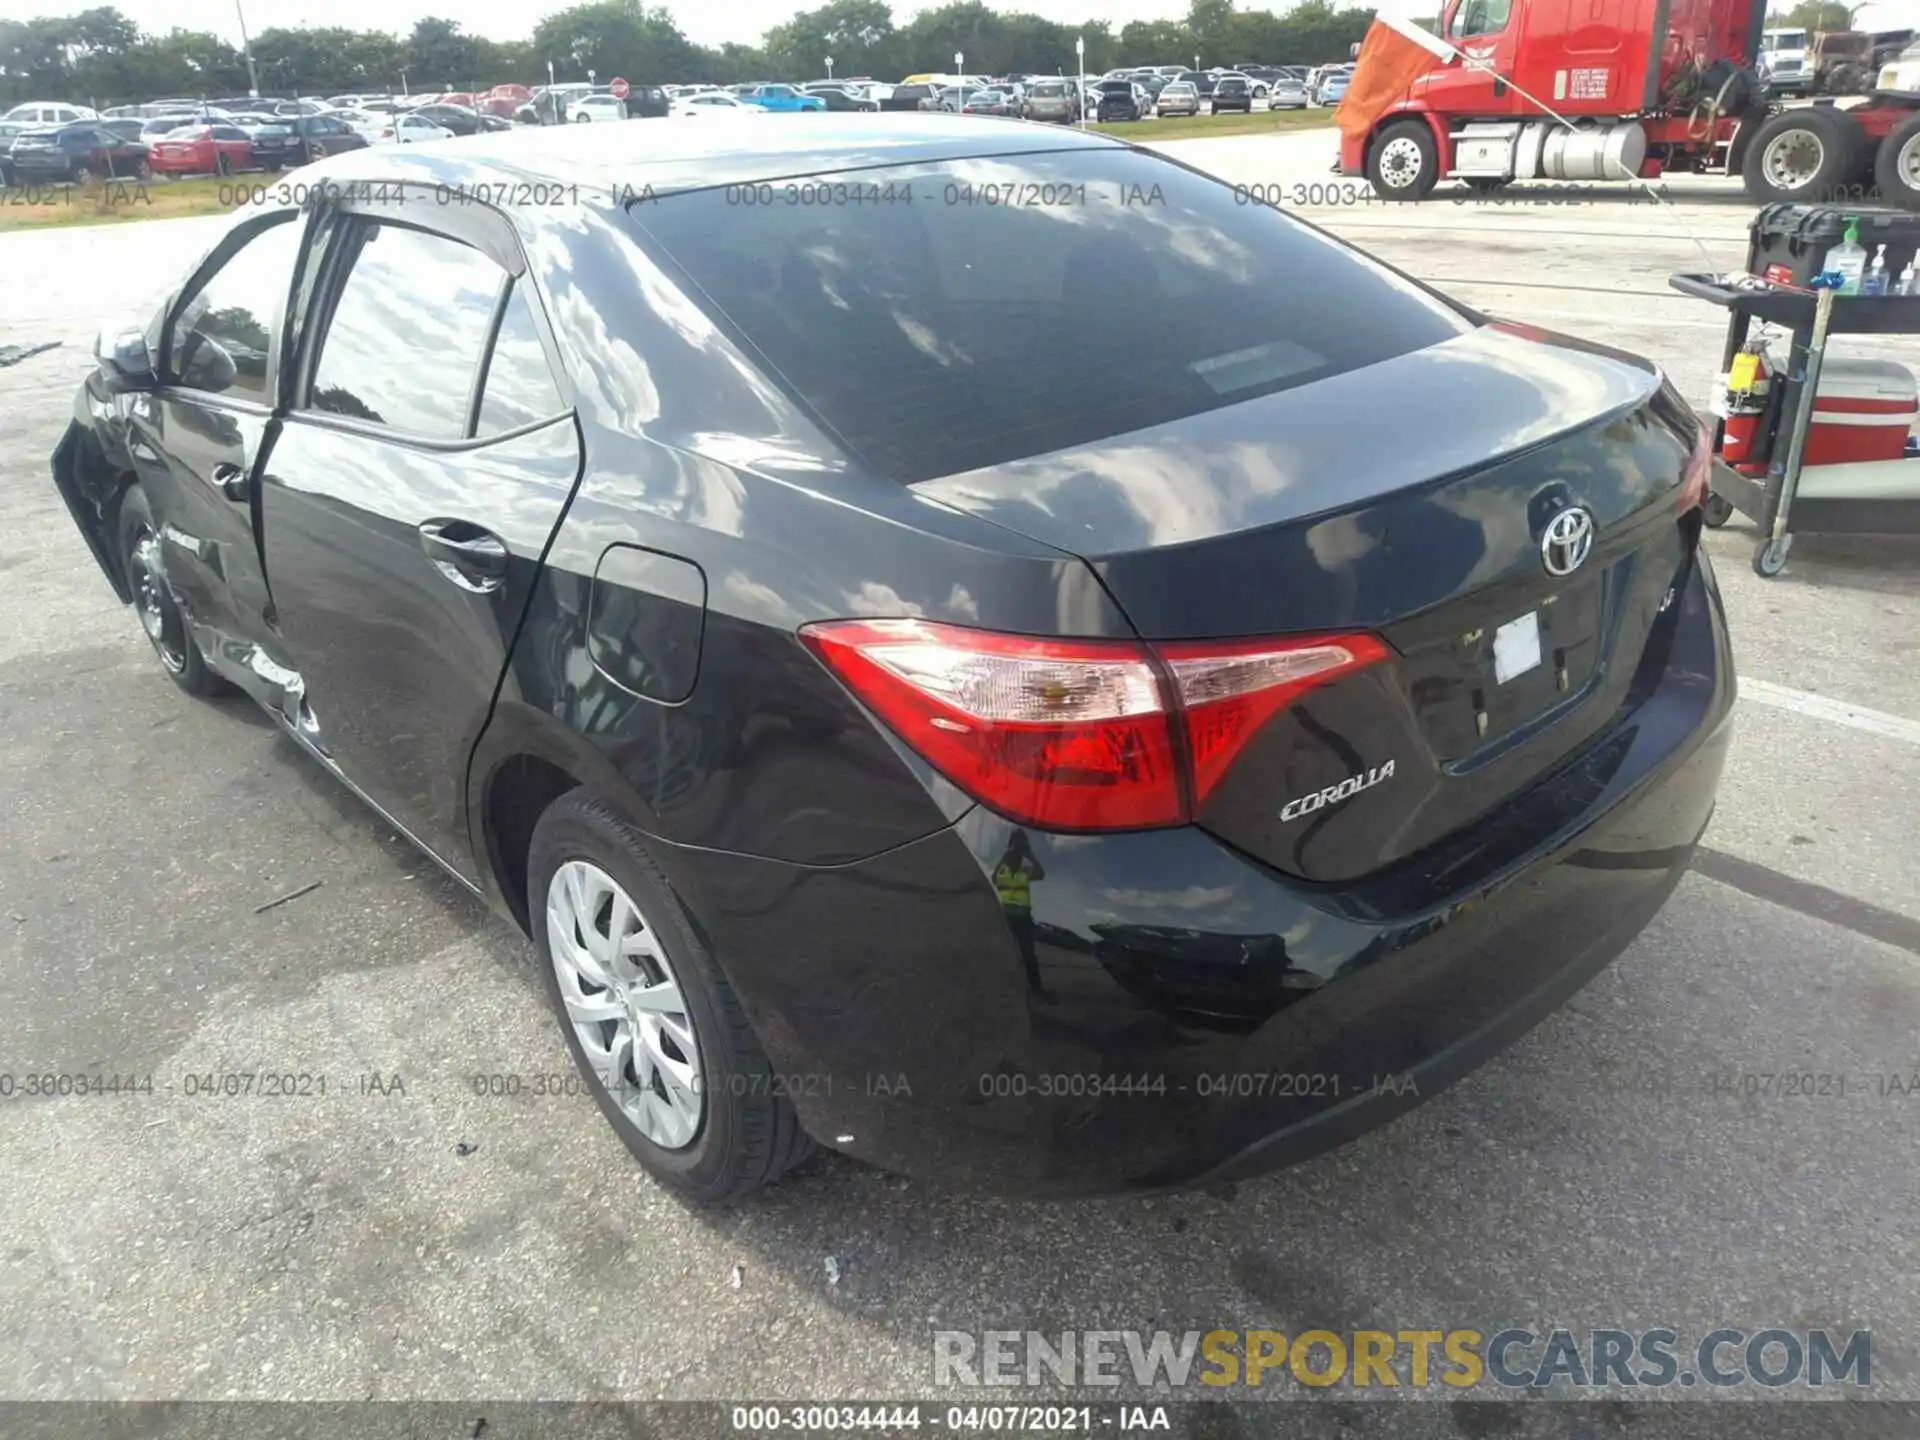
1540 506 1595 577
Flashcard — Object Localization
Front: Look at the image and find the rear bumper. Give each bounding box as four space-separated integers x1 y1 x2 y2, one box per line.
659 548 1733 1196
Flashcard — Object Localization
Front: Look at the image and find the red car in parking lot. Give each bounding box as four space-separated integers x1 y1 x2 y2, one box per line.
148 124 254 177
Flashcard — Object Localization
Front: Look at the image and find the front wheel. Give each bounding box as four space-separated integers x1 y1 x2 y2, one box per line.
528 790 816 1203
116 485 230 697
1368 118 1439 201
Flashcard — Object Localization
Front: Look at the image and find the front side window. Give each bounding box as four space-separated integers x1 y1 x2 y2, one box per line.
1449 0 1513 39
308 222 505 437
169 215 303 401
630 150 1468 484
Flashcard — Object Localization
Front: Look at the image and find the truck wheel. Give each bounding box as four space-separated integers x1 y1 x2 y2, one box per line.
1872 113 1920 211
1742 107 1862 203
1368 119 1439 201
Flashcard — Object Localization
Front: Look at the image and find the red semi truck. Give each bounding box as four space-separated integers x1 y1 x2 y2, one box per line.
1339 0 1920 208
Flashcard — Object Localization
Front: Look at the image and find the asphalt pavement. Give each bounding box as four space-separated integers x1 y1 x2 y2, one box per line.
1 132 1918 1425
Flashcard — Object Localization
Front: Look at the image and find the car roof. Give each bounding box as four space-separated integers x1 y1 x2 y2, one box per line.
312 111 1127 203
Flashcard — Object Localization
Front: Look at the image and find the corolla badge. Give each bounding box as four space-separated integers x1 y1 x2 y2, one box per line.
1540 505 1595 578
1280 760 1395 822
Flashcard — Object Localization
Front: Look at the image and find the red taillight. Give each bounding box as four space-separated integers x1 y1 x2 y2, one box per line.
1678 420 1712 513
799 618 1386 832
1159 633 1391 807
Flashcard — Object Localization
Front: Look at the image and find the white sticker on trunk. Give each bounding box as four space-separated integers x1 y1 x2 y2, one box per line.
1493 611 1542 684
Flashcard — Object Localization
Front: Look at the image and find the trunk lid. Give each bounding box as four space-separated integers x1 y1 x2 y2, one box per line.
915 323 1703 884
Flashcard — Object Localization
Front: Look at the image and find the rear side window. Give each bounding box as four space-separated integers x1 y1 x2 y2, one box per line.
308 222 503 436
631 150 1469 483
476 283 564 434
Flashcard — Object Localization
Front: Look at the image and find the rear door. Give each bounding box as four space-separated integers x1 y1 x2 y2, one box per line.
260 193 581 879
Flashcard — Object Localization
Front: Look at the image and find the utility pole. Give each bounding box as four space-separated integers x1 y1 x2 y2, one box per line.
235 0 260 96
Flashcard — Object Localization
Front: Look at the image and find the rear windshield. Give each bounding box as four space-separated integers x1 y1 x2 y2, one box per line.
1030 83 1066 96
629 150 1470 483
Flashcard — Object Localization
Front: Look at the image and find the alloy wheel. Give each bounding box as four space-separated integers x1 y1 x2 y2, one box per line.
1379 136 1425 190
128 527 188 674
546 858 705 1150
1898 132 1920 193
1761 129 1823 191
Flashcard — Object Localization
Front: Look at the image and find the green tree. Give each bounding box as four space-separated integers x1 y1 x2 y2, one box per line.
530 0 700 84
1769 2 1855 30
763 0 896 78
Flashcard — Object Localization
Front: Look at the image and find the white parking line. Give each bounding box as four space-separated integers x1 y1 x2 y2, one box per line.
1739 677 1920 748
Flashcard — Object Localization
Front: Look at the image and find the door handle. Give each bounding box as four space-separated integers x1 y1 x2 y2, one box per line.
211 462 248 501
418 519 509 593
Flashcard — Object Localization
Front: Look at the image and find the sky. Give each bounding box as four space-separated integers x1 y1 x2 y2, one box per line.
0 0 1443 53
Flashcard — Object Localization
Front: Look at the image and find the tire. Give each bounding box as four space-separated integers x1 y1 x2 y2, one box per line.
1752 534 1791 578
1367 118 1439 201
1872 113 1920 211
575 113 590 123
115 485 230 698
528 790 816 1203
1741 106 1862 203
1464 176 1507 194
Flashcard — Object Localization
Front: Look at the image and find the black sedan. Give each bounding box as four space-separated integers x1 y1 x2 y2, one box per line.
51 118 1732 1203
1211 75 1255 113
803 85 880 112
8 122 151 181
1087 79 1145 121
411 103 488 136
281 113 369 163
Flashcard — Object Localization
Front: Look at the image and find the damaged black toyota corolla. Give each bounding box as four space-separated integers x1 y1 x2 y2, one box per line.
50 118 1734 1202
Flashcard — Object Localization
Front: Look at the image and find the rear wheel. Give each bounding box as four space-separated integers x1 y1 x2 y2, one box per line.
1464 176 1507 195
1872 114 1920 211
1368 118 1439 201
1742 106 1862 203
528 790 816 1203
115 486 230 698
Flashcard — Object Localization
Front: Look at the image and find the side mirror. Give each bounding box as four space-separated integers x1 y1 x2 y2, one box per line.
94 325 155 394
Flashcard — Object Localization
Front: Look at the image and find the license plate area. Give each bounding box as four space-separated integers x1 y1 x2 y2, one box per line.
1397 572 1605 759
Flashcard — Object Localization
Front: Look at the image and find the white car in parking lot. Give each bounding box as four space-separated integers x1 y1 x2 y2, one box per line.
374 113 456 144
569 94 629 123
668 91 770 116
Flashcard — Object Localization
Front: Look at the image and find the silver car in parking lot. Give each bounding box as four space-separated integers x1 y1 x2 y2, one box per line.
1268 76 1308 108
1154 81 1199 117
1021 79 1079 123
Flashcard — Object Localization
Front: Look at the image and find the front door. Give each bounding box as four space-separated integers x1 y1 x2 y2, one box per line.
1427 0 1524 116
131 211 304 681
260 204 581 879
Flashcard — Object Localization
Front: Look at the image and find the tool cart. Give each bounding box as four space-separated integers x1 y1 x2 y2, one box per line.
1668 204 1920 578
